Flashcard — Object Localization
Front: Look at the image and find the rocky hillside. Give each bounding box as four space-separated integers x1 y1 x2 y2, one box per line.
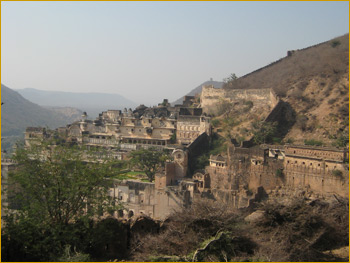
217 34 349 146
45 106 83 123
1 84 82 151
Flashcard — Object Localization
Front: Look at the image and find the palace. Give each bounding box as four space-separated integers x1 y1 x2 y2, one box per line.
4 86 347 220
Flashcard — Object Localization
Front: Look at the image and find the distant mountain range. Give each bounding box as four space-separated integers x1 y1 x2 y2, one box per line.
1 84 83 151
15 88 137 119
172 80 223 105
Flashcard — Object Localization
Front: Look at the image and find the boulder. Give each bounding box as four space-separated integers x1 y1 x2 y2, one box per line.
244 210 265 224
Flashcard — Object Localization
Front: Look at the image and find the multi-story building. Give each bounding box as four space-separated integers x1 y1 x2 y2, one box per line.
24 98 211 154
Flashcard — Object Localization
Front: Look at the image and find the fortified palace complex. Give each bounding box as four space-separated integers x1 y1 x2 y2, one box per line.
2 86 348 220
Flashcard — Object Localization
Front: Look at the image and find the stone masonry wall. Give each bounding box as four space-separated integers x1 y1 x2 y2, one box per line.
200 86 279 114
249 160 284 191
284 164 348 197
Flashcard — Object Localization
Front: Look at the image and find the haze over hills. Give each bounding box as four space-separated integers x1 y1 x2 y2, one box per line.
218 34 349 145
1 84 83 151
16 88 137 119
172 80 223 105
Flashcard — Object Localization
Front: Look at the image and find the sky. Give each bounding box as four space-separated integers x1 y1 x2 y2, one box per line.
1 1 349 105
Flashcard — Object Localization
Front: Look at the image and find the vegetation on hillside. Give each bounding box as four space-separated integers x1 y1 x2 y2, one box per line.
192 133 227 171
221 34 349 146
130 197 349 262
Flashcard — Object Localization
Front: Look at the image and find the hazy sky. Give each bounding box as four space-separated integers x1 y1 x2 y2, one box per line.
1 1 349 105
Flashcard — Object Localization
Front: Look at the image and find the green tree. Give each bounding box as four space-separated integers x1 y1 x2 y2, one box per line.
333 133 349 147
2 143 119 261
251 121 278 145
129 148 168 182
9 143 117 225
223 73 238 83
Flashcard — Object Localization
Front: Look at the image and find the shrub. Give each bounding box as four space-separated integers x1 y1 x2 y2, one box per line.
217 100 231 116
275 169 284 178
328 98 337 104
333 134 349 147
304 139 323 146
272 137 282 144
295 115 308 131
211 119 221 128
332 169 343 178
251 121 278 145
243 100 254 113
331 40 340 48
285 138 294 144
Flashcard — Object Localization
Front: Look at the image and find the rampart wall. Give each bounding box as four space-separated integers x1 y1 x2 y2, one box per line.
249 161 284 190
200 87 279 114
284 164 348 197
285 145 346 162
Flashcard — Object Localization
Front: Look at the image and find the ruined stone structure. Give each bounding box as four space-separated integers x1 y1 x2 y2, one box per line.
283 145 349 197
200 85 279 115
108 149 197 219
204 144 349 208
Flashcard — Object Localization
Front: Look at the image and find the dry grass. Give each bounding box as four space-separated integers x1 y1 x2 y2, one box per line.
221 34 349 145
129 197 349 262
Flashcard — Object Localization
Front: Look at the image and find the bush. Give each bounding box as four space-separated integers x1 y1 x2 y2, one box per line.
272 137 282 144
254 198 349 261
332 169 343 178
331 40 341 48
295 115 308 131
328 98 337 104
285 138 294 144
333 134 349 147
129 199 244 261
304 139 323 146
211 119 221 128
243 100 254 113
217 100 231 116
275 169 283 177
251 121 278 145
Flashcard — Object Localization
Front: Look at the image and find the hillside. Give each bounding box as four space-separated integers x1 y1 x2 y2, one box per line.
172 80 223 105
16 88 137 119
217 34 349 146
1 84 82 151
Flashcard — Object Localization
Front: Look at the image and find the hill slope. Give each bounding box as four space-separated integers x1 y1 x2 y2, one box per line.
16 88 137 119
1 84 82 151
220 34 349 146
172 80 223 105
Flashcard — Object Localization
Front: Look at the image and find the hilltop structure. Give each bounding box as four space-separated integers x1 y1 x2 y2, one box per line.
25 98 210 155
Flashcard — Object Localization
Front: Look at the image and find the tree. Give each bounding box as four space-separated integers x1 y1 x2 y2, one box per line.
2 143 119 261
333 132 349 147
251 121 278 145
9 143 117 224
129 148 168 182
223 73 238 83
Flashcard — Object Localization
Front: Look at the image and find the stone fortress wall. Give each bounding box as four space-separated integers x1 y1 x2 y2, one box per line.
200 85 279 115
206 144 349 205
283 145 348 197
